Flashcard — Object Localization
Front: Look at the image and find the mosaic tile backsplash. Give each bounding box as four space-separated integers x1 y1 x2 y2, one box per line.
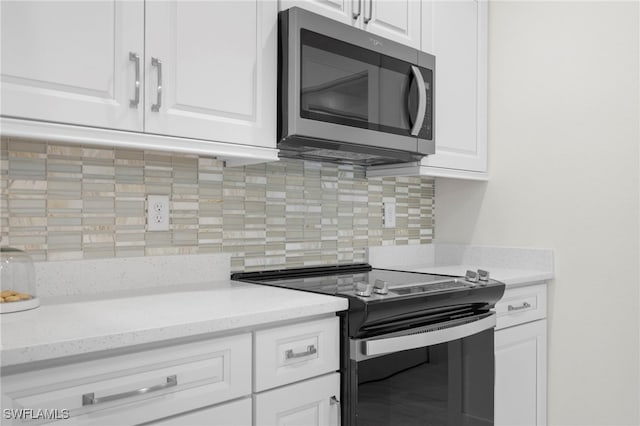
0 137 434 271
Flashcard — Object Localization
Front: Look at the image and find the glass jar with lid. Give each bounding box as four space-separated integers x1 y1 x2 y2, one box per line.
0 247 40 313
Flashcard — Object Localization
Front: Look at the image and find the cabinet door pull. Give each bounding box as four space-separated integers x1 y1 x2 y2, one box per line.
129 52 140 108
508 302 531 312
363 0 372 23
82 375 177 406
330 396 341 426
352 0 361 20
285 344 317 360
151 57 163 112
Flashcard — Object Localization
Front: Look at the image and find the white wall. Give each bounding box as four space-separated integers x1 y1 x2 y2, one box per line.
435 1 640 425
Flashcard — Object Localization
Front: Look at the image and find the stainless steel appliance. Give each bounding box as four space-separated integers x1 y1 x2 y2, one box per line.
278 7 435 166
233 264 505 426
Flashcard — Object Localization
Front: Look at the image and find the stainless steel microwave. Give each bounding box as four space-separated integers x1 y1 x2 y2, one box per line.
278 7 435 166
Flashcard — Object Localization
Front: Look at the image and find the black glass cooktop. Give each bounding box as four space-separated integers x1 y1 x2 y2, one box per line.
232 264 506 337
232 264 473 301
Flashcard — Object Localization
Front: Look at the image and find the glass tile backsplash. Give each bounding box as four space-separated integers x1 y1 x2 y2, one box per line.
0 137 434 271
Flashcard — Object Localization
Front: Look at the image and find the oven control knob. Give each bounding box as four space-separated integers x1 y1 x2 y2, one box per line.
465 270 479 285
355 283 373 297
478 269 490 285
374 279 389 295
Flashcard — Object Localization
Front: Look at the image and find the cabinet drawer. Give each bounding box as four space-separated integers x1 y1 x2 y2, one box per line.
254 373 340 426
150 397 252 426
254 317 339 392
1 334 251 425
495 284 547 330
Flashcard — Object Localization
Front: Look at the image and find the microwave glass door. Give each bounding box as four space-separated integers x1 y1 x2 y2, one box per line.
300 29 432 140
355 328 494 426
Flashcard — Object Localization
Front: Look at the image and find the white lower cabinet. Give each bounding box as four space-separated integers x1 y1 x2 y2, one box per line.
150 397 252 426
494 284 548 426
254 317 340 392
1 334 252 426
254 373 341 426
0 315 342 426
253 317 341 426
495 320 547 426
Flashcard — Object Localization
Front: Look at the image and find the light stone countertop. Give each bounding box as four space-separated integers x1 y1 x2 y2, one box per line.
368 244 554 288
0 280 348 368
385 264 553 287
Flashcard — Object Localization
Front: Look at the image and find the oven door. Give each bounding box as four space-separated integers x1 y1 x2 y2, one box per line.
348 312 496 426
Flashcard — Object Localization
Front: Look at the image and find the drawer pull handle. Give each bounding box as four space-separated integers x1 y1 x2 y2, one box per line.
508 302 531 312
82 375 177 406
285 344 317 360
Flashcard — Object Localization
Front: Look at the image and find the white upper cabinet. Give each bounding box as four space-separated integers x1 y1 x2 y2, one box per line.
279 0 355 24
0 0 278 165
280 0 420 49
420 0 488 178
367 0 488 180
145 1 276 149
359 0 421 49
0 1 144 131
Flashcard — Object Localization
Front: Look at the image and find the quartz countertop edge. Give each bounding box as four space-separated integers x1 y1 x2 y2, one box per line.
0 280 348 368
383 264 553 287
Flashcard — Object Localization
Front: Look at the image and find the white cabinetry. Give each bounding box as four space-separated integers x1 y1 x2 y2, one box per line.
254 316 340 391
0 1 278 166
0 316 341 426
279 0 354 24
359 0 421 49
279 0 420 48
1 334 252 426
255 373 340 426
151 398 252 426
0 1 144 131
421 0 487 178
495 284 548 426
253 317 341 426
144 1 276 149
368 0 489 180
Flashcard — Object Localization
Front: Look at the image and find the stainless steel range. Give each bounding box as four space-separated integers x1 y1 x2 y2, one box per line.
233 264 505 426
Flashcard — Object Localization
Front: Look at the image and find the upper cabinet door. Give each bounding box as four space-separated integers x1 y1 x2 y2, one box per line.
421 0 488 174
361 0 421 49
279 0 355 24
144 0 277 149
0 1 144 131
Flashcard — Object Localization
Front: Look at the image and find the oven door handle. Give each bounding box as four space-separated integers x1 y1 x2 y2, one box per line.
353 312 496 360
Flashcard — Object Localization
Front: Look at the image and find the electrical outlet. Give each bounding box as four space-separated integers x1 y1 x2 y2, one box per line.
383 202 396 228
147 195 169 231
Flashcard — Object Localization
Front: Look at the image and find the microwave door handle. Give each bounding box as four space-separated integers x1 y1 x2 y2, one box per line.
410 65 426 136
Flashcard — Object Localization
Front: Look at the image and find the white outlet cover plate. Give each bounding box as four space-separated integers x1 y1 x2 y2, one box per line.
383 202 396 228
147 195 169 231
